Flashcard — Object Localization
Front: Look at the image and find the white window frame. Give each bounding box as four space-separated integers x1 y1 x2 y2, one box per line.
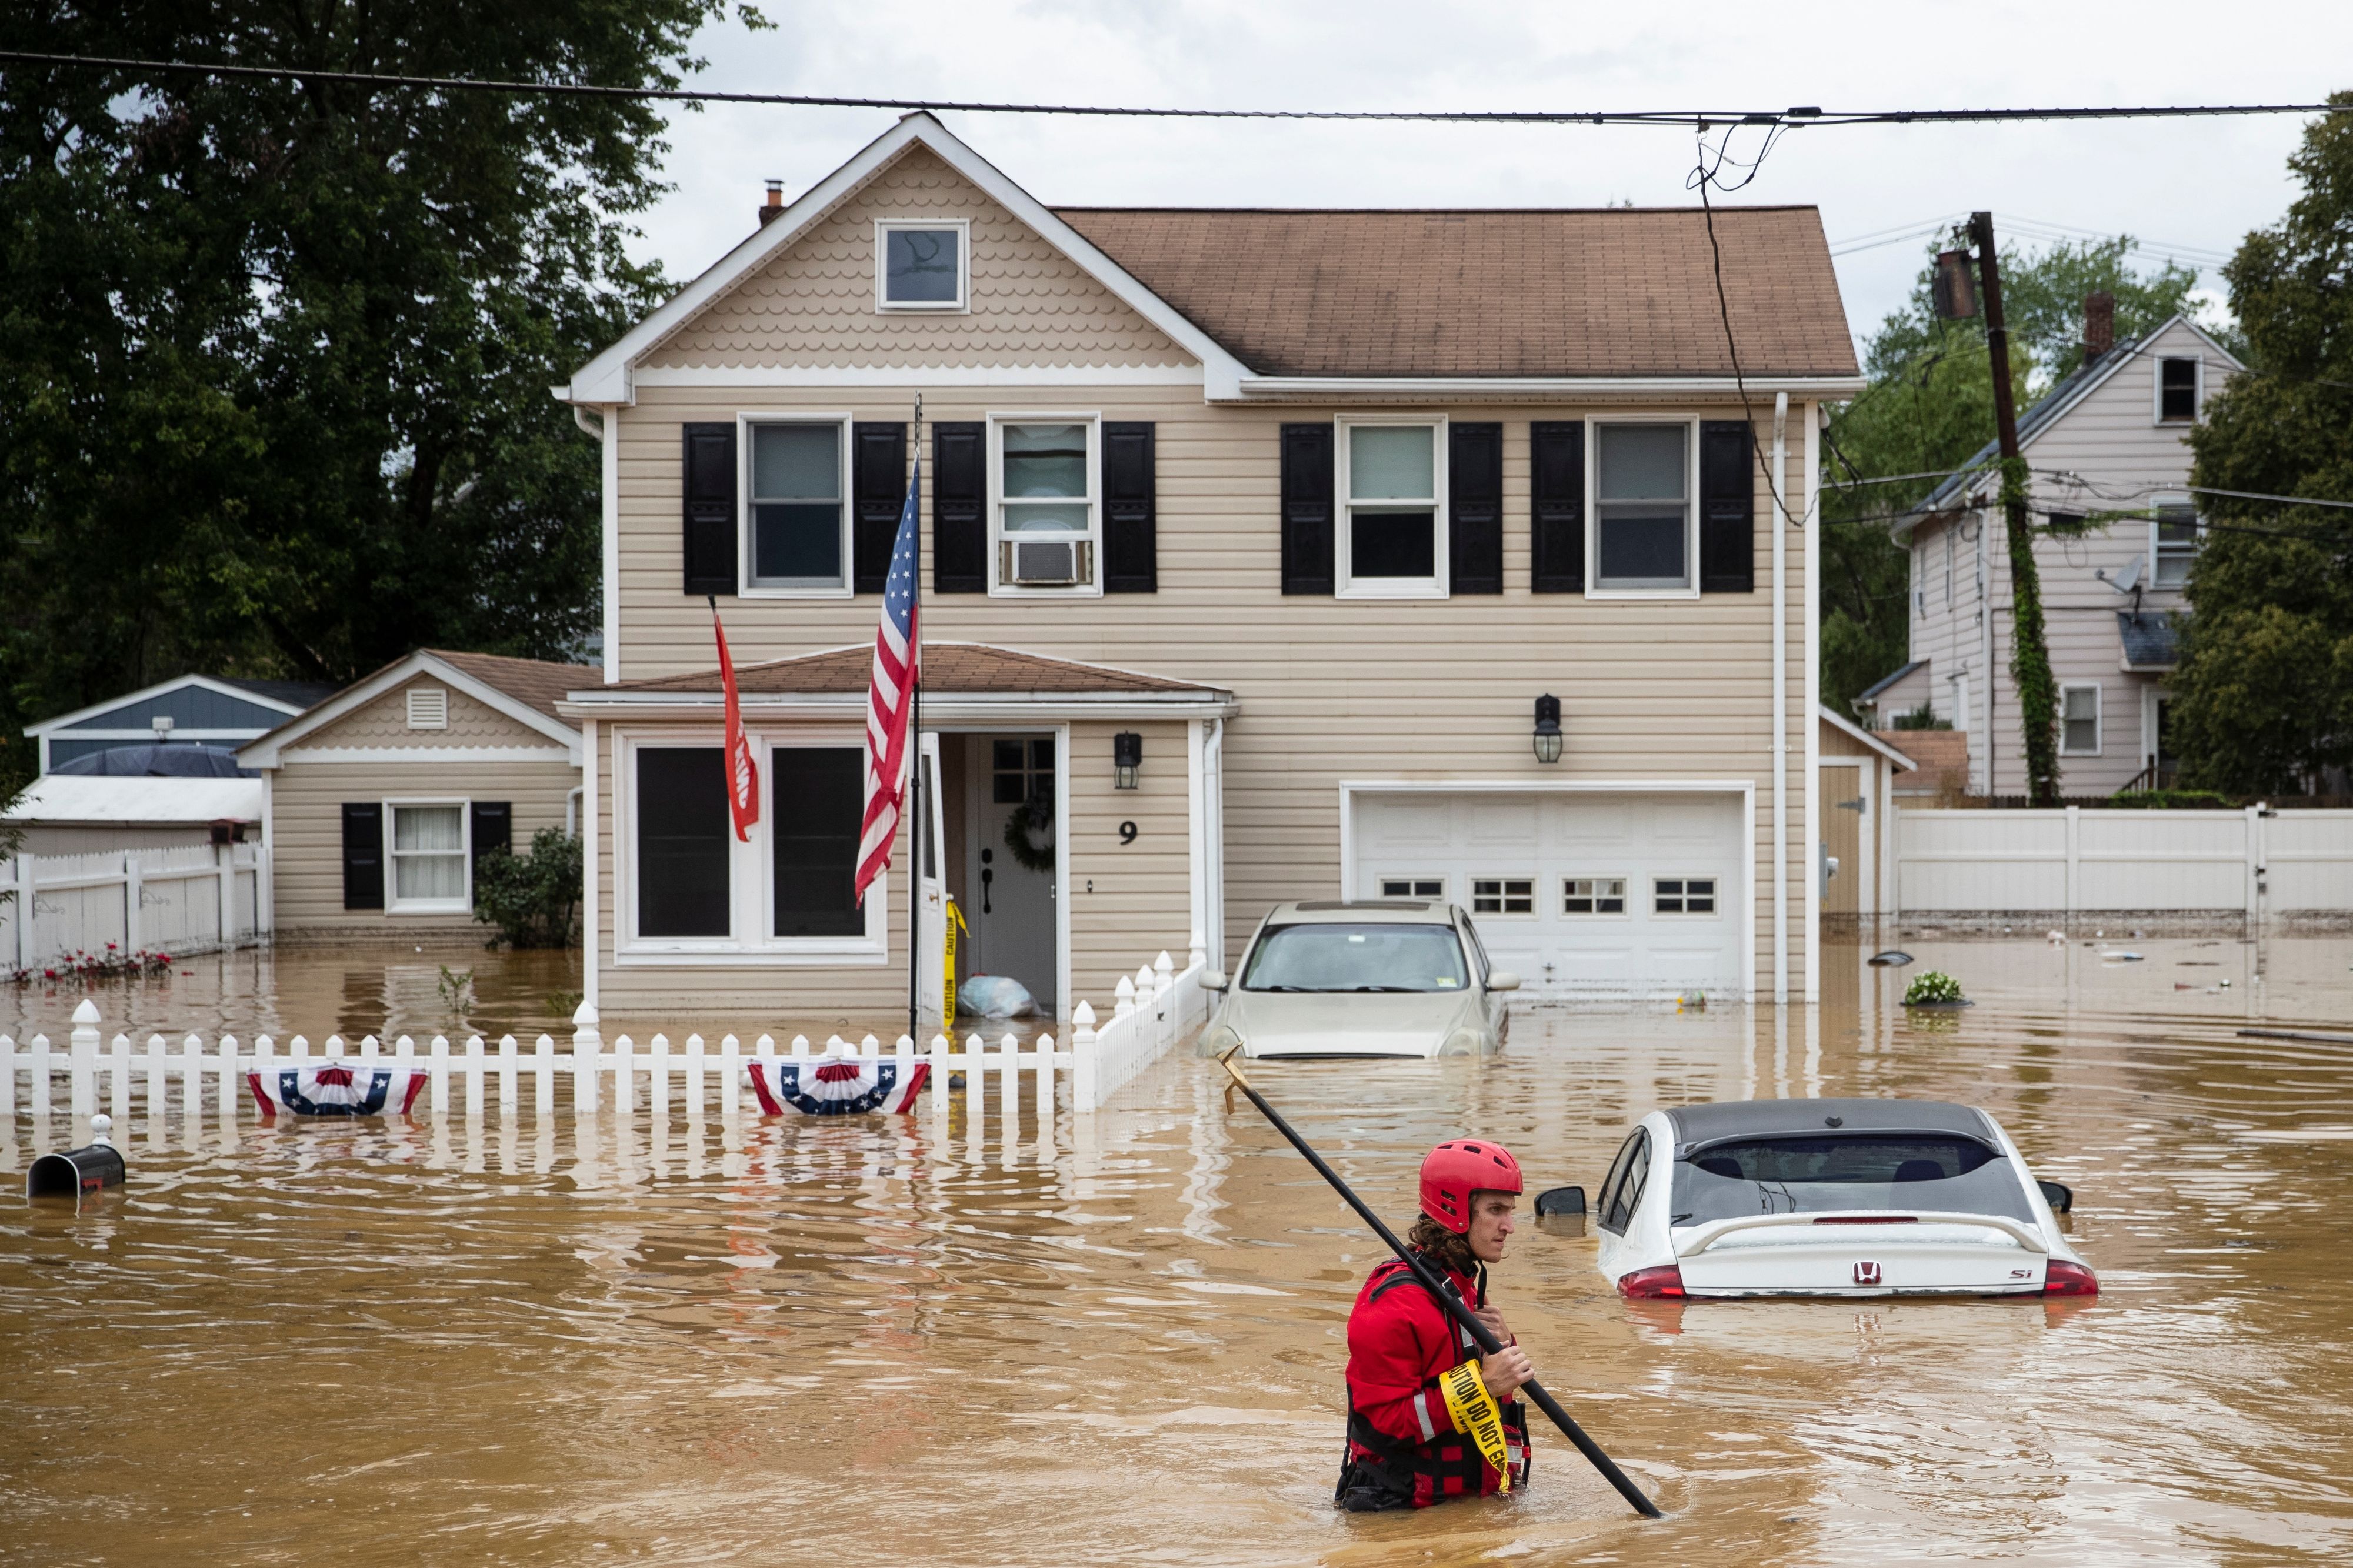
2149 492 2200 590
1376 874 1448 902
2153 355 2203 425
2059 683 2103 756
1336 414 1449 600
874 218 970 313
1561 875 1630 916
1469 875 1537 918
986 413 1102 598
1652 875 1721 917
737 412 854 599
1585 415 1701 599
614 726 889 964
384 798 471 915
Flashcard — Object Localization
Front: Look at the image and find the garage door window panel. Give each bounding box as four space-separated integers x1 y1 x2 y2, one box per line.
1242 922 1469 993
1654 877 1717 915
1563 877 1628 915
1339 421 1446 598
1593 423 1694 593
1379 876 1446 900
1471 878 1534 916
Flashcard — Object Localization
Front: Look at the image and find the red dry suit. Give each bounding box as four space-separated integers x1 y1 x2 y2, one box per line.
1337 1253 1532 1510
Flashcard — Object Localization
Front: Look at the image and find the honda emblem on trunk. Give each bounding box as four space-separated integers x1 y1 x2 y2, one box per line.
1853 1260 1883 1286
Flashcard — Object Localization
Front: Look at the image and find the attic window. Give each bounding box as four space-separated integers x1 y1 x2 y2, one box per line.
876 219 967 311
406 687 448 730
2158 357 2199 422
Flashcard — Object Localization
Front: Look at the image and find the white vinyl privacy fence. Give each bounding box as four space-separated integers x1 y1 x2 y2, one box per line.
1893 807 2353 921
3 844 267 974
6 944 1210 1140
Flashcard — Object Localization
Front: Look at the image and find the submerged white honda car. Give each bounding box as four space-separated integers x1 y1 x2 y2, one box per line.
1197 899 1519 1059
1591 1098 2098 1300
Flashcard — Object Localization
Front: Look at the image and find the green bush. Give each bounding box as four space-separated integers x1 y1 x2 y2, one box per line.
1889 702 1953 731
472 828 583 949
1904 970 1965 1005
2102 789 2235 809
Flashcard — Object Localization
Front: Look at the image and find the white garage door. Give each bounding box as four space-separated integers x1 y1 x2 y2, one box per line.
1351 791 1748 1000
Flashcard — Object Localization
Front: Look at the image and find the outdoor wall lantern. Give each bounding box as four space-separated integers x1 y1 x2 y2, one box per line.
1113 730 1144 790
1532 695 1563 765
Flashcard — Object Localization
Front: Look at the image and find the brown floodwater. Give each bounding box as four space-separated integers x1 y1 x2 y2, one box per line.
6 935 2353 1564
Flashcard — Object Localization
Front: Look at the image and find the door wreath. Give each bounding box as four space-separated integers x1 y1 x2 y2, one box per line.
1002 798 1056 872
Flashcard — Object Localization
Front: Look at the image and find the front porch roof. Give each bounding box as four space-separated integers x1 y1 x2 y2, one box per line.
560 642 1238 723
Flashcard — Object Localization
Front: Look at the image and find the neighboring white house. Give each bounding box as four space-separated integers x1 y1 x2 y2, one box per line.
1875 308 2242 796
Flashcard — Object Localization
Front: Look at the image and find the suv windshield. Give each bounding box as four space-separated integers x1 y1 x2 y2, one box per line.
1670 1133 2035 1226
1241 922 1469 993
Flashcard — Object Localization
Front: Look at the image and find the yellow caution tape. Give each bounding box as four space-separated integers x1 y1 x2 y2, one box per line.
1439 1358 1512 1492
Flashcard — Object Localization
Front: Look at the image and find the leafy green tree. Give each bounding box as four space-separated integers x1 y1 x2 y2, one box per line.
472 828 585 949
2176 95 2353 793
1821 238 2206 719
0 2 759 792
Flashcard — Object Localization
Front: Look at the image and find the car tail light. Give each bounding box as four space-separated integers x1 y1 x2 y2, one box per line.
1617 1265 1685 1299
2043 1259 2099 1297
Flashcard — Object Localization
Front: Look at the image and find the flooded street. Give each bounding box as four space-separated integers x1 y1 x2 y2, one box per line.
8 935 2353 1564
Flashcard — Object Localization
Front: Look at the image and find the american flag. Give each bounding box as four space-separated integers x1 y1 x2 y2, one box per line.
854 445 921 900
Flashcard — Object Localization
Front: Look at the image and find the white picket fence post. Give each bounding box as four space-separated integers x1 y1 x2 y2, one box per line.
1154 952 1175 1049
30 1033 53 1122
649 1033 671 1116
571 1003 601 1113
928 1033 950 1117
1071 1003 1099 1113
465 1036 486 1117
719 1035 741 1115
614 1035 636 1114
69 999 100 1120
534 1033 556 1115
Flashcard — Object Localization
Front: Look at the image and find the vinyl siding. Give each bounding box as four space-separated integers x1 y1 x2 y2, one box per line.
641 146 1190 371
602 386 1814 1002
1904 319 2231 795
271 758 579 932
297 676 555 752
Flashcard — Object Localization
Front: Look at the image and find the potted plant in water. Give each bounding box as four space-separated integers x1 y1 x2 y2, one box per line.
1902 970 1971 1009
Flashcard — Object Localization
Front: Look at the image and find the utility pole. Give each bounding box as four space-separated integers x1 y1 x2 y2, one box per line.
1970 211 2062 806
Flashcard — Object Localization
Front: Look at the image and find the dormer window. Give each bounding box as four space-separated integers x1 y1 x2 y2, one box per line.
2157 356 2199 422
875 219 968 311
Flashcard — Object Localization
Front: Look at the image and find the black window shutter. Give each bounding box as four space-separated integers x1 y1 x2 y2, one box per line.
681 422 738 596
1448 422 1504 593
1699 419 1756 593
1102 422 1158 593
1279 422 1335 595
851 422 908 593
1530 421 1585 593
932 421 986 593
341 803 384 910
469 802 512 883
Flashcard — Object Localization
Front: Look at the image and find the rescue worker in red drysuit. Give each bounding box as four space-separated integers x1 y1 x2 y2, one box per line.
1336 1139 1534 1511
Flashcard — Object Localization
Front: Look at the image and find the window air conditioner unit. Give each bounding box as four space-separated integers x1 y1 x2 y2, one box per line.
1006 538 1088 586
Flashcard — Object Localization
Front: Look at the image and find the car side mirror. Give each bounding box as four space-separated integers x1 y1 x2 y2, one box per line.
1533 1185 1585 1216
2037 1179 2074 1213
1485 970 1521 992
1202 970 1229 992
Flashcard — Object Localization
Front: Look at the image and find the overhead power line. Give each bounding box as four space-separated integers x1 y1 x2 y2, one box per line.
2 51 2349 128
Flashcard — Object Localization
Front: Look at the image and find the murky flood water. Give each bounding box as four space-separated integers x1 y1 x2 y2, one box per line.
7 936 2353 1564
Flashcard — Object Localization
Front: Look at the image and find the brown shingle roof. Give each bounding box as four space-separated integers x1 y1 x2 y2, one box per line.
608 643 1225 697
1055 206 1858 379
428 650 602 722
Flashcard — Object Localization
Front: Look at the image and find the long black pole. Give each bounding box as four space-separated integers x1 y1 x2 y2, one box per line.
1215 1049 1662 1519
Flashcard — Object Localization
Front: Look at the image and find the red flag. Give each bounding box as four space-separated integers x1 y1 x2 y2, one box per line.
714 607 759 842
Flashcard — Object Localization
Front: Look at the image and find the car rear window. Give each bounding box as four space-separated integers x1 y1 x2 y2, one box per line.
1671 1133 2035 1225
1240 922 1469 993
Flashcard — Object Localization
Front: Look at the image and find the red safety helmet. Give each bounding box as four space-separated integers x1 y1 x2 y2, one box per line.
1419 1139 1524 1234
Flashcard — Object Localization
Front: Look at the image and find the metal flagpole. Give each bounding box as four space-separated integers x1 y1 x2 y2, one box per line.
908 394 924 1040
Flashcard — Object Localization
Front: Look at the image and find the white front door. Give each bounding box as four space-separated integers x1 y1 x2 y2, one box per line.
1352 791 1747 1000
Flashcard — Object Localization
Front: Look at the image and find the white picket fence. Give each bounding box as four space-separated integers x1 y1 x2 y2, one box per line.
5 945 1209 1135
2 843 268 973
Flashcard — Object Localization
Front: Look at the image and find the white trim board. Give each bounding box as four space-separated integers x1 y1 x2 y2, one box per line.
632 363 1204 388
281 745 575 765
240 652 584 769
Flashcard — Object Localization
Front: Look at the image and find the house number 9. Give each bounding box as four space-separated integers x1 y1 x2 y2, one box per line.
1118 820 1138 844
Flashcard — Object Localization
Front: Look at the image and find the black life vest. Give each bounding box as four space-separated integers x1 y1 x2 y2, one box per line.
1335 1255 1532 1512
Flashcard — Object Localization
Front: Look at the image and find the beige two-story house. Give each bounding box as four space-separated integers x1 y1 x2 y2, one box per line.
554 113 1861 1022
1869 306 2242 795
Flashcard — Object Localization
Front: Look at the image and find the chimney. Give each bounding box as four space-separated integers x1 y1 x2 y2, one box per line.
2082 291 2115 362
756 179 785 229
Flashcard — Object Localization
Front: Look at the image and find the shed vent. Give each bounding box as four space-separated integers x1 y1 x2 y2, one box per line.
406 687 449 730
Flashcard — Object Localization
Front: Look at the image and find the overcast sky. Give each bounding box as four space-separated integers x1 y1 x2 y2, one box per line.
628 1 2349 350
